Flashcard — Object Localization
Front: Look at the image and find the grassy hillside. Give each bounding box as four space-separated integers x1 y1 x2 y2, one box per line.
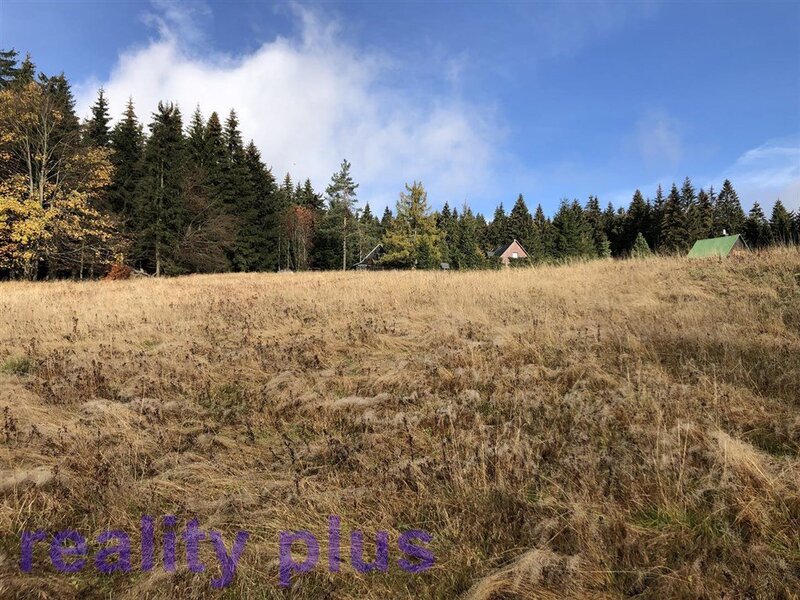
0 249 798 599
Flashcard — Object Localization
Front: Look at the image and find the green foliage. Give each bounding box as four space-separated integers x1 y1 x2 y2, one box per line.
631 232 652 258
381 182 443 269
660 183 689 253
714 179 745 236
552 200 594 258
86 88 111 147
1 355 34 375
134 102 186 275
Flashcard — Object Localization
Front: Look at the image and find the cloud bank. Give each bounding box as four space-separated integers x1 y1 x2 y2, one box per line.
76 4 499 211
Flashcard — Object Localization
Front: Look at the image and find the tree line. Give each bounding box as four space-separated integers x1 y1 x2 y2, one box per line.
1 49 798 279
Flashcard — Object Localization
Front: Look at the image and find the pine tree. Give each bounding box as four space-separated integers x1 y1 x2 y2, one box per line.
631 232 652 258
135 102 186 275
108 98 144 225
86 88 111 147
743 202 772 249
769 199 793 245
381 182 443 269
713 179 745 235
324 159 358 270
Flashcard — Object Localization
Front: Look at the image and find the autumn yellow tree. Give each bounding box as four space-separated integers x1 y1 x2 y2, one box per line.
0 81 120 279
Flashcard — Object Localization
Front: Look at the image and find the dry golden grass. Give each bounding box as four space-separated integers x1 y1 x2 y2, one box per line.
0 249 798 599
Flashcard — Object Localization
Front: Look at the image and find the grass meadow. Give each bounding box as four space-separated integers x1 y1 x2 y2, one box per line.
0 249 798 598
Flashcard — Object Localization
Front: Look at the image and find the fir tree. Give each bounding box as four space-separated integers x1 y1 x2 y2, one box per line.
298 179 323 211
86 88 111 147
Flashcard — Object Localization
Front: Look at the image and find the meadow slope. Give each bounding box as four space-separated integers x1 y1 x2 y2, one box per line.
0 250 798 599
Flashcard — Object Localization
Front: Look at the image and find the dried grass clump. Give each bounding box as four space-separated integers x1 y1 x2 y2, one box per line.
0 248 798 598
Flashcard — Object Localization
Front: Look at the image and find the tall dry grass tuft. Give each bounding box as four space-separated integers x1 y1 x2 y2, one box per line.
0 248 798 598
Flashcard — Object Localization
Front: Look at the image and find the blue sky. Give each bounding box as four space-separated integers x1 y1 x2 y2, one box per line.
2 0 798 215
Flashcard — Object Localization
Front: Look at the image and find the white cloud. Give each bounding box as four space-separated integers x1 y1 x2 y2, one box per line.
635 110 683 168
75 3 500 211
717 139 800 210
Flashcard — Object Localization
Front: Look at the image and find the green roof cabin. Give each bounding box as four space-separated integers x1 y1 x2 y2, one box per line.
687 234 746 258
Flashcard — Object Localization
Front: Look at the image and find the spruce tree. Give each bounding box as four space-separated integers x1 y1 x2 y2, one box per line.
584 195 606 256
660 183 688 253
244 141 279 270
552 200 593 259
15 53 36 87
135 102 186 275
380 206 394 235
743 202 772 249
507 194 533 250
186 106 206 167
624 190 650 254
694 189 714 240
649 184 665 250
109 98 144 226
532 204 554 261
769 199 793 244
0 49 19 88
456 205 486 269
713 179 745 235
631 232 652 258
86 88 111 147
488 203 510 248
